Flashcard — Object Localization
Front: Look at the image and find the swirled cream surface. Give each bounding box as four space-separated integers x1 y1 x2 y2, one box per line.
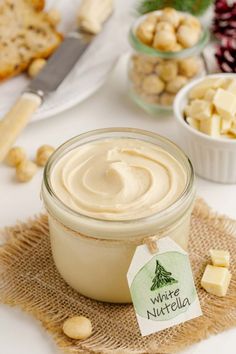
50 139 187 220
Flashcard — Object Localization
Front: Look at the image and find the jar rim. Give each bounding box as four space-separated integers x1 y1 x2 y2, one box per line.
129 10 209 59
43 128 195 229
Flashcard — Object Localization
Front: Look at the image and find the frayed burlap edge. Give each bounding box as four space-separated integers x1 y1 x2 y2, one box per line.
0 198 235 354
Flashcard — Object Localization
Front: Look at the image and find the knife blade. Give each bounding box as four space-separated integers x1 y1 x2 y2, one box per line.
27 32 90 98
0 32 92 162
0 0 114 163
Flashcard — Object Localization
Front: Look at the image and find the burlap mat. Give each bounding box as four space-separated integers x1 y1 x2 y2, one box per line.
0 199 235 354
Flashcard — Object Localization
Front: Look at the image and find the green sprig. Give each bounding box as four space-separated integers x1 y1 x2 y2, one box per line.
137 0 213 16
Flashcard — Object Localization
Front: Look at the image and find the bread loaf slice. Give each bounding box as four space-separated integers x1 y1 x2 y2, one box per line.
26 0 45 11
0 0 62 81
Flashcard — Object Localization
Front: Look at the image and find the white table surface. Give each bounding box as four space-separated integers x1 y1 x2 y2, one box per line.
0 55 235 354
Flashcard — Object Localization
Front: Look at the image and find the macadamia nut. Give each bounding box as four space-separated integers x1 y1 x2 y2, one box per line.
145 56 163 65
28 58 46 78
156 21 174 33
170 42 182 52
160 7 182 28
130 9 203 108
63 316 92 340
181 16 201 33
134 8 202 52
177 25 200 48
36 145 55 167
142 74 165 94
132 56 154 74
5 147 26 167
166 75 188 94
178 57 200 78
16 160 37 182
146 13 158 25
129 70 144 87
132 54 162 65
141 94 160 104
136 20 155 45
155 61 178 82
160 92 175 106
153 29 176 51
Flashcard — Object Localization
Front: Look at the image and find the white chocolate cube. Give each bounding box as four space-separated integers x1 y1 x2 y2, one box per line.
189 78 228 100
189 81 213 100
221 119 232 133
186 117 200 130
227 80 236 96
184 105 191 117
188 99 213 121
221 132 236 139
213 88 236 121
228 128 236 137
201 265 231 297
210 249 230 267
204 88 216 102
200 114 221 137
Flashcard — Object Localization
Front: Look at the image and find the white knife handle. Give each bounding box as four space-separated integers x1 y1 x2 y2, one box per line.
0 93 41 162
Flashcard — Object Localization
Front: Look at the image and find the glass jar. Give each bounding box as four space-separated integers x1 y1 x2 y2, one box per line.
42 128 195 303
128 11 209 115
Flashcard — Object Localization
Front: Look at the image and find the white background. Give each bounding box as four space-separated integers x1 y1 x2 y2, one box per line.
0 56 235 353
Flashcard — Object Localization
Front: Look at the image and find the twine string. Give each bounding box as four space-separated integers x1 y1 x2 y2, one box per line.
45 207 184 254
1 199 236 354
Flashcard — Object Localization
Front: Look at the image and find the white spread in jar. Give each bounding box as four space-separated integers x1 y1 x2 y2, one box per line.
51 138 187 220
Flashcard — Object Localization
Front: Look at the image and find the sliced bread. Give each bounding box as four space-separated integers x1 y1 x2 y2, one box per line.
26 0 45 11
0 0 62 81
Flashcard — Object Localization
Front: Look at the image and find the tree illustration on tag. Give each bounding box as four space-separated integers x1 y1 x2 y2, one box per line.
150 260 178 291
127 237 202 336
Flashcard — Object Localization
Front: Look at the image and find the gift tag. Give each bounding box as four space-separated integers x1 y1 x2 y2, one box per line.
127 237 202 336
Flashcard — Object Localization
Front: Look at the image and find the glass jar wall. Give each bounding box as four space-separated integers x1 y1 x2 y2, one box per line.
128 10 209 114
42 128 196 303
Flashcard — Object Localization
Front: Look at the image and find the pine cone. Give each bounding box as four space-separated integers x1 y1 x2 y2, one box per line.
213 0 236 39
215 37 236 72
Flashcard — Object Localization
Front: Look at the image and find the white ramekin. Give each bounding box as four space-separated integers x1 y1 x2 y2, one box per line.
174 73 236 184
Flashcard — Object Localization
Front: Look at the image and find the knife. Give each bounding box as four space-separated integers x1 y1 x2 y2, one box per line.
0 31 93 163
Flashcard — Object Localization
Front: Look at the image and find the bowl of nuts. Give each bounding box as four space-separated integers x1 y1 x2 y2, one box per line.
128 8 209 114
174 73 236 183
